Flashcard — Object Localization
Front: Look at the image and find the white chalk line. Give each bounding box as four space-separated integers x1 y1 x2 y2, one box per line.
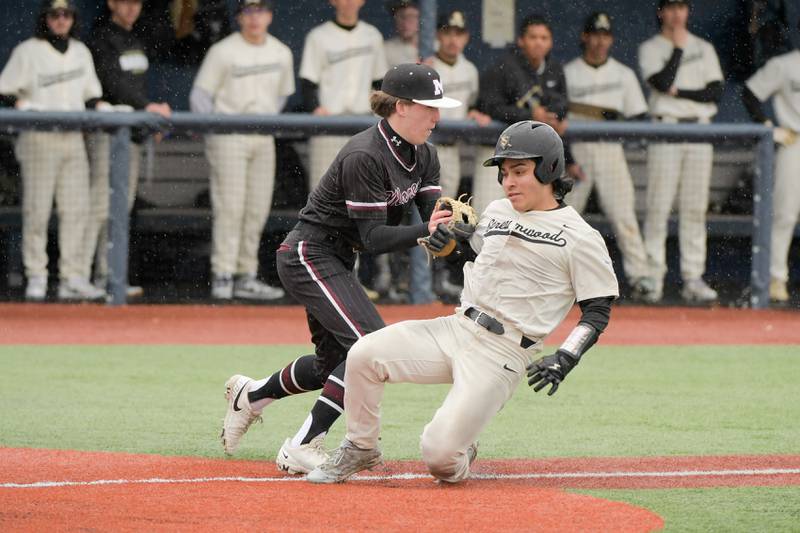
2 468 800 489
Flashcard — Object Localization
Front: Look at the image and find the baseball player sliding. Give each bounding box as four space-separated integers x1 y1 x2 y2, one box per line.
190 0 294 300
741 20 800 304
300 0 387 193
638 0 723 303
564 12 654 301
306 121 619 484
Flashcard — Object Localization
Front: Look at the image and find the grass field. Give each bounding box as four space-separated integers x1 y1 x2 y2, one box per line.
2 343 799 530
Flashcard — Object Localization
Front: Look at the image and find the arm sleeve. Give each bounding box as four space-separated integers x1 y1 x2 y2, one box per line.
577 296 613 333
478 64 530 123
676 80 723 103
189 86 214 113
741 85 769 124
414 145 442 221
557 296 613 358
0 94 17 107
355 217 428 254
300 78 319 112
91 38 149 109
646 48 683 92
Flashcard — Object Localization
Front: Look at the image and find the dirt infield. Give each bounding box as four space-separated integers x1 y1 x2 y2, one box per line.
1 303 798 345
3 448 799 531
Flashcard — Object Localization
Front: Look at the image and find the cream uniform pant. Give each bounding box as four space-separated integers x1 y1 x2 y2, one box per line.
644 142 713 282
16 131 90 280
344 312 539 483
770 141 800 283
471 145 505 215
568 142 650 281
435 144 462 198
307 135 350 193
206 133 276 276
84 132 140 281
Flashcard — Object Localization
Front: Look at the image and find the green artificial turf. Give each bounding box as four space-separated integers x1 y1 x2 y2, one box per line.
1 344 798 460
579 487 800 532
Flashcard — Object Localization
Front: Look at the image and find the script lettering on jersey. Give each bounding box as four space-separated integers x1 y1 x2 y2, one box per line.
327 46 374 65
385 181 419 207
570 82 623 99
232 63 284 78
484 218 567 247
38 67 85 88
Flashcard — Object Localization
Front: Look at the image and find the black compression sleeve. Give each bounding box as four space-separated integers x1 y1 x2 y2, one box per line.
416 195 438 223
300 78 320 112
355 218 428 254
741 85 770 124
647 48 683 92
85 98 102 109
676 80 723 103
577 296 614 333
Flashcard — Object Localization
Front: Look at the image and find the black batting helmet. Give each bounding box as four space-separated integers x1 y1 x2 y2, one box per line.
482 121 565 184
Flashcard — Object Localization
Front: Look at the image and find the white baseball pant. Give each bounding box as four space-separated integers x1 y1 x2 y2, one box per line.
344 312 537 483
643 142 713 282
470 145 505 215
770 141 800 283
435 144 461 198
16 131 90 281
307 135 350 193
205 133 276 276
568 142 650 281
84 132 140 280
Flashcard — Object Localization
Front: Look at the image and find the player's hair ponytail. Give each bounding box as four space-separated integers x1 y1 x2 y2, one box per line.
370 91 412 118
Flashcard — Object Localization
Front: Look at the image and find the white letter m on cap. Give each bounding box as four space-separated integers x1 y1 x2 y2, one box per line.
432 79 443 96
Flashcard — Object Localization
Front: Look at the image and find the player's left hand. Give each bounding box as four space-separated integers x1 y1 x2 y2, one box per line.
428 206 453 234
526 350 579 396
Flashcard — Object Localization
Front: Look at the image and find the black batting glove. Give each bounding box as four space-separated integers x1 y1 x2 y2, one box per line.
427 223 455 254
526 350 580 396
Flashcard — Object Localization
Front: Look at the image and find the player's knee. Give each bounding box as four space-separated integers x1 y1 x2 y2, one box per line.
346 335 378 371
420 430 464 482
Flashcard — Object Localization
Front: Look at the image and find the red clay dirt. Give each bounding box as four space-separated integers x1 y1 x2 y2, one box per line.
0 303 798 345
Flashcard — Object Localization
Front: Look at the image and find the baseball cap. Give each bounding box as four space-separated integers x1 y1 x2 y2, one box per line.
583 12 612 33
43 0 75 12
437 10 468 31
237 0 272 12
381 63 462 109
386 0 418 16
659 0 689 8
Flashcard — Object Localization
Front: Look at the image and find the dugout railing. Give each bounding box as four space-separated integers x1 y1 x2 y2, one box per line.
0 110 774 307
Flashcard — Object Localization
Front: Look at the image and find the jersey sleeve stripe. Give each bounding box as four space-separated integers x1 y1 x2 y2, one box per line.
345 200 388 210
418 185 442 194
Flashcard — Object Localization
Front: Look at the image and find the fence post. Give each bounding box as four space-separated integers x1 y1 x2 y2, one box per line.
108 127 131 306
418 0 437 59
750 131 774 309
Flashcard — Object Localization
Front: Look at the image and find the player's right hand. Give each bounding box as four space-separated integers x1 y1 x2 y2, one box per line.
527 350 579 396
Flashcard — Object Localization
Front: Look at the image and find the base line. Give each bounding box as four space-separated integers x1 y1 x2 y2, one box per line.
3 468 800 489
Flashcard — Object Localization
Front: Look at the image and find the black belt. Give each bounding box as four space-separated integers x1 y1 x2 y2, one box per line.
464 307 537 349
655 116 699 123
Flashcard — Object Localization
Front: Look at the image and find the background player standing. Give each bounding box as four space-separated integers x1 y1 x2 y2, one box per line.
564 12 654 301
0 0 106 302
741 22 800 304
86 0 172 296
299 0 387 193
307 121 619 484
190 0 294 300
384 0 419 66
638 0 724 303
220 64 460 474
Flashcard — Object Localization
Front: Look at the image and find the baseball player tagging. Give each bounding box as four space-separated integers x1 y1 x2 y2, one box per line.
307 121 618 484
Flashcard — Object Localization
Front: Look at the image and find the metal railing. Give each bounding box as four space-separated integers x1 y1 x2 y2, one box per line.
0 110 774 307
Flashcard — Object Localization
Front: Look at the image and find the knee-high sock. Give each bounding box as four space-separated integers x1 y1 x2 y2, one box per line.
291 360 345 446
248 355 322 405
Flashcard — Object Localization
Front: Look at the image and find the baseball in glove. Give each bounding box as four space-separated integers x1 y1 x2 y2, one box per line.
418 195 478 259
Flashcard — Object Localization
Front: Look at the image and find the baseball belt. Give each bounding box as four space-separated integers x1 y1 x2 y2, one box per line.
464 307 538 349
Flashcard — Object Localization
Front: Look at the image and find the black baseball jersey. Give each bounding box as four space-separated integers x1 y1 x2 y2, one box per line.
299 119 441 248
89 21 150 109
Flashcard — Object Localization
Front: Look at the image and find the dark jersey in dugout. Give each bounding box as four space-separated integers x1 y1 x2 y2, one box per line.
299 120 441 249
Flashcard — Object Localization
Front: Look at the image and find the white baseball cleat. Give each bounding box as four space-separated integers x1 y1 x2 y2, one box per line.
233 275 285 301
467 441 479 466
306 439 382 484
276 434 329 474
681 278 718 304
220 374 262 455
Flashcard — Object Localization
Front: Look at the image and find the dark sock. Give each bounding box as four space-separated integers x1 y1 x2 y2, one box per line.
300 361 346 445
248 354 322 402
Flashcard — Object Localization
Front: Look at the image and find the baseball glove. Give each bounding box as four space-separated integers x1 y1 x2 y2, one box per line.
417 195 478 259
